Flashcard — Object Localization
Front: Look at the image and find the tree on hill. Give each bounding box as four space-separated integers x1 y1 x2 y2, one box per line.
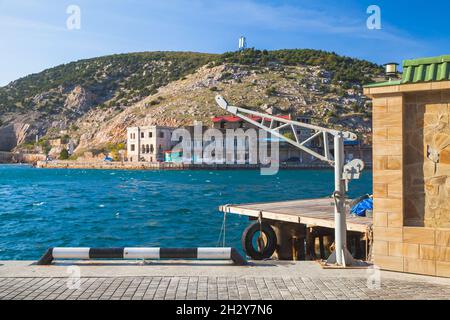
59 149 69 160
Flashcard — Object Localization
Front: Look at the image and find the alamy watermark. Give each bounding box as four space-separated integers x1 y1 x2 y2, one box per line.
170 123 280 175
366 5 381 30
66 5 81 30
66 265 81 290
366 264 381 290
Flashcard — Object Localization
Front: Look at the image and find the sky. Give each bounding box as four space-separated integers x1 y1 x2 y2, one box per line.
0 0 449 86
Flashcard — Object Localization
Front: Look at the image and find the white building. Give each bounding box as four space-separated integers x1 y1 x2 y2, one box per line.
127 126 176 162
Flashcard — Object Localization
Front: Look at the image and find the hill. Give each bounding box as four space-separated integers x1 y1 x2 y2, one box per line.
0 49 383 155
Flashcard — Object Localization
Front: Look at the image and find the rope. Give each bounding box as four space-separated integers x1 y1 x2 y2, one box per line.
331 190 343 207
257 212 264 252
367 226 374 262
222 211 226 247
258 212 262 233
217 205 229 247
332 190 351 214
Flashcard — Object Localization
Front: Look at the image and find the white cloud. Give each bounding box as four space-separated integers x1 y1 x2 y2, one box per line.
0 14 65 33
123 0 420 48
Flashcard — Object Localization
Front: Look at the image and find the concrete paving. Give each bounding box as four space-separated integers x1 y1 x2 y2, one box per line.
1 260 450 300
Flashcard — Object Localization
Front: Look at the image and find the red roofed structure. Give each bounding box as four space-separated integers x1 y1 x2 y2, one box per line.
211 115 291 123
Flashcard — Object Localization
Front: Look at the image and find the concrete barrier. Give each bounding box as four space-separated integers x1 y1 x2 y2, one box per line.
37 247 247 265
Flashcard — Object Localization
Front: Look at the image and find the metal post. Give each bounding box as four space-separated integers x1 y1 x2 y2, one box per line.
327 133 356 266
334 133 345 265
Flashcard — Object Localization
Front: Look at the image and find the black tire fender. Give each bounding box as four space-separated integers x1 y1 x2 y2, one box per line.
241 221 277 260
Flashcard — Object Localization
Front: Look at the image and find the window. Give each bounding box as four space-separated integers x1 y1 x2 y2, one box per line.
150 144 154 153
159 132 164 138
142 145 146 153
141 132 144 138
149 132 152 138
130 144 135 151
146 145 150 153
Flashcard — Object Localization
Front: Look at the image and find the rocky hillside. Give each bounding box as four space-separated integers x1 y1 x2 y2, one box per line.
0 49 383 156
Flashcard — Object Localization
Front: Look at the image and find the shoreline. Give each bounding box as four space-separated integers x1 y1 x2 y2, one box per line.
34 160 372 170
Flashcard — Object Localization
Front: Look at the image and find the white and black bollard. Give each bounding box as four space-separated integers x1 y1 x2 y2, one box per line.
37 247 247 265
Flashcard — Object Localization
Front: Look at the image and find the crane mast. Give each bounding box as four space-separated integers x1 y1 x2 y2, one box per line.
215 95 364 266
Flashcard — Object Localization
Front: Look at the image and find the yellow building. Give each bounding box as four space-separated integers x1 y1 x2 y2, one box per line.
364 55 450 277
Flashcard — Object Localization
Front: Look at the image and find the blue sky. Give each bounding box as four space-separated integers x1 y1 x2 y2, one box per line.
0 0 449 86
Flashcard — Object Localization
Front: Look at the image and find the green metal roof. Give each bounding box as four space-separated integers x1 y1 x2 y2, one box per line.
364 54 450 88
364 79 401 88
402 55 450 84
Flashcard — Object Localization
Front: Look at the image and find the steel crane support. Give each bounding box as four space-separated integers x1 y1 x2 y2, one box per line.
215 95 363 266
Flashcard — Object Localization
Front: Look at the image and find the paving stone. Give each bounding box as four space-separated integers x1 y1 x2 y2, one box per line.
1 275 450 300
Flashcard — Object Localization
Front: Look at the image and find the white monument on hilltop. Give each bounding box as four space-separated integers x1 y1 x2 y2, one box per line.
238 36 247 51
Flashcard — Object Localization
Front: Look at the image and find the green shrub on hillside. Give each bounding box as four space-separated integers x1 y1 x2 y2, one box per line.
59 149 69 160
216 48 383 85
37 139 51 155
265 87 277 96
0 52 215 113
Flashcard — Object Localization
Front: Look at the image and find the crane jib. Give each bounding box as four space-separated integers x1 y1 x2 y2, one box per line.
214 95 365 267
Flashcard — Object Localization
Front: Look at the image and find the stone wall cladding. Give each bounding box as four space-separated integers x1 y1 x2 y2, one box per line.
372 94 406 272
404 91 450 228
369 86 450 277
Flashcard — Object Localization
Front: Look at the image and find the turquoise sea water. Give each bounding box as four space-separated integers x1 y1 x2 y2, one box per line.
0 165 372 260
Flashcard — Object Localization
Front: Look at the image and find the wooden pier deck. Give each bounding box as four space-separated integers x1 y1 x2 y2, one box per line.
219 198 372 233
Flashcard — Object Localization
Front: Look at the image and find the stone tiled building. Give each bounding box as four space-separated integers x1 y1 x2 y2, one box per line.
211 114 371 164
212 114 317 163
127 126 176 162
364 55 450 277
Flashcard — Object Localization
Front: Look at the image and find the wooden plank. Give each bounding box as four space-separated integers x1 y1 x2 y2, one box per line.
219 198 372 233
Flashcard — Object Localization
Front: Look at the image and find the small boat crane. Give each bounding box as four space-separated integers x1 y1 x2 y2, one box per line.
215 95 365 266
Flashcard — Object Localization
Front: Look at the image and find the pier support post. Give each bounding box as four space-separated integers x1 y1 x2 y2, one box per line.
272 222 305 260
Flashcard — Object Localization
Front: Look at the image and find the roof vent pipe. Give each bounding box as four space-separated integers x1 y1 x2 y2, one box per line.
384 62 399 79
